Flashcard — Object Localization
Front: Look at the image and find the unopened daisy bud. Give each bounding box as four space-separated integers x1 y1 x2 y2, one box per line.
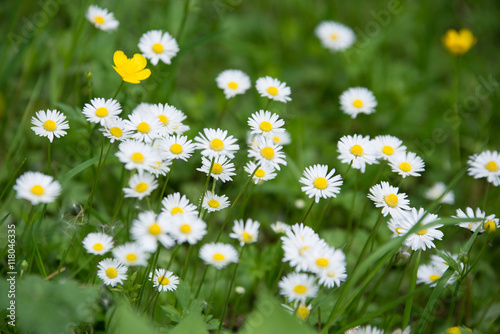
296 304 311 320
235 286 246 294
295 199 306 209
84 71 93 79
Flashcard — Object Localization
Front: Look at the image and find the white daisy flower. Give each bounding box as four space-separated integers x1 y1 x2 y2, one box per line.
199 242 239 269
138 30 179 66
350 325 384 334
305 244 347 287
130 211 175 252
150 103 187 136
372 135 407 160
248 110 285 139
337 134 378 173
149 268 179 292
272 130 292 146
417 256 459 288
271 221 291 234
368 181 411 218
201 191 230 213
314 21 356 52
159 134 196 161
281 223 326 272
31 109 69 143
131 102 154 115
166 214 207 245
148 156 172 177
339 87 377 118
116 140 158 172
100 117 133 143
124 110 163 143
161 192 198 217
255 76 292 103
248 135 287 171
424 182 455 205
194 128 240 159
454 207 499 233
123 172 158 200
97 258 127 287
229 218 260 246
244 161 277 184
467 150 500 186
216 69 251 99
389 151 425 178
278 273 318 303
299 164 343 203
113 242 150 266
82 97 122 125
197 156 236 183
82 232 114 255
86 5 119 31
14 171 61 205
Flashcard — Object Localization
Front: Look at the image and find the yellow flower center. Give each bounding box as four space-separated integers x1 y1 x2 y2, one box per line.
350 144 363 156
293 284 307 294
126 253 137 262
131 152 144 163
299 246 310 256
296 305 310 320
137 122 150 133
135 182 148 193
110 127 122 137
96 107 108 117
212 163 223 174
417 226 428 235
382 145 394 155
384 194 399 208
158 276 169 285
94 16 105 25
429 274 440 281
208 199 220 208
395 227 404 235
352 99 363 108
330 34 338 40
399 162 412 172
152 43 164 54
148 223 161 235
158 115 168 125
261 147 275 160
93 243 103 251
259 121 273 132
446 327 462 334
243 232 253 243
213 253 225 261
485 161 499 172
228 81 238 89
313 177 328 190
273 136 280 143
106 268 118 278
316 258 329 267
327 272 336 278
484 220 497 233
31 185 45 195
43 120 57 131
210 138 224 151
171 206 183 215
255 169 266 178
266 86 278 96
179 224 191 234
170 143 183 154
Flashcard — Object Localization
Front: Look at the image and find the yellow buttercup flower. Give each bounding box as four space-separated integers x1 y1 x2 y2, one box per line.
112 50 151 83
442 29 476 55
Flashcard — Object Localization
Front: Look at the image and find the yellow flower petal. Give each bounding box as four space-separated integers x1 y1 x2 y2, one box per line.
112 50 151 84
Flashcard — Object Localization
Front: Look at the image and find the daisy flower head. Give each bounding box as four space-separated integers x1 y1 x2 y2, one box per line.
299 164 343 203
124 109 163 143
244 161 277 184
100 117 133 143
272 130 292 146
197 155 236 183
150 103 187 136
314 21 356 52
339 87 377 119
31 109 69 143
160 134 196 161
194 128 240 159
230 218 260 246
115 140 157 172
305 244 347 286
149 268 179 292
424 182 455 205
278 273 318 303
14 171 61 205
248 110 285 139
148 154 172 177
248 135 287 171
255 76 292 103
82 232 114 255
467 150 500 186
86 5 119 31
389 151 425 178
271 221 291 234
97 258 127 287
112 50 151 84
130 211 175 252
454 207 499 233
138 30 179 66
350 325 384 334
113 242 149 266
417 262 457 288
123 172 158 200
337 134 378 173
166 214 207 245
372 135 407 160
199 242 239 269
201 191 230 213
281 223 325 272
161 192 198 217
442 28 476 55
82 97 121 125
368 181 411 218
216 69 251 99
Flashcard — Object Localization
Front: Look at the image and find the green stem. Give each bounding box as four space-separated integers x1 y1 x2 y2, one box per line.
176 0 191 42
447 277 462 326
47 142 52 174
167 244 181 270
85 138 106 219
195 266 209 298
218 246 244 332
343 160 353 178
112 81 124 100
352 213 384 272
198 157 215 217
181 244 193 280
453 56 461 162
216 99 229 128
157 160 175 211
301 199 316 225
402 250 421 329
346 170 360 235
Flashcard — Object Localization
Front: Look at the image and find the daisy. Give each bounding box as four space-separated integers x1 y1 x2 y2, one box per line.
282 303 312 321
199 242 239 269
150 103 187 136
149 268 179 292
272 130 292 146
166 214 207 245
100 117 133 143
138 30 179 66
255 76 292 103
113 242 149 266
124 109 163 143
161 192 198 217
417 256 459 288
115 140 158 172
243 161 277 184
14 171 61 205
278 273 318 303
248 110 285 138
82 232 114 255
372 135 407 160
271 221 291 234
82 97 122 125
306 245 347 287
201 191 230 212
368 181 411 218
86 5 119 31
216 69 251 99
424 182 455 205
389 151 425 178
339 87 377 118
97 258 127 287
337 134 378 173
229 219 260 246
454 207 498 233
281 223 325 272
197 156 236 182
299 164 343 203
467 150 500 186
160 134 196 161
314 21 356 52
31 109 69 143
350 325 384 334
123 172 158 200
194 128 240 159
148 156 172 177
248 136 287 171
130 211 175 252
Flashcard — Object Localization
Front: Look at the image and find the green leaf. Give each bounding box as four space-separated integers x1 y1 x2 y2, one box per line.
161 304 182 323
174 280 191 313
59 155 100 184
107 301 159 334
168 311 209 334
435 248 461 274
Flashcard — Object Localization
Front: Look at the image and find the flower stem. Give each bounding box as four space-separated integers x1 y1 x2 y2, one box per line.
216 99 229 128
352 213 384 272
218 246 244 332
198 157 215 217
402 250 421 329
195 266 209 298
181 244 193 280
85 138 106 220
47 142 52 174
112 81 124 100
346 169 360 235
156 160 175 211
301 199 316 225
176 0 191 43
